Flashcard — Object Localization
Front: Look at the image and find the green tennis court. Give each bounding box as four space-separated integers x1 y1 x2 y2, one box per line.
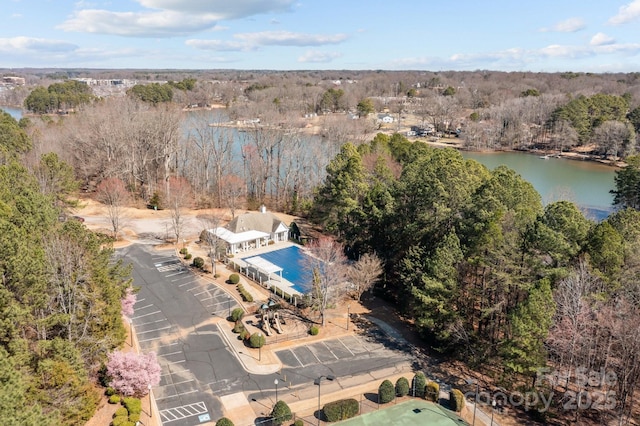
335 399 468 426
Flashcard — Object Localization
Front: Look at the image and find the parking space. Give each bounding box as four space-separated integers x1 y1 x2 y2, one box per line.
276 333 396 369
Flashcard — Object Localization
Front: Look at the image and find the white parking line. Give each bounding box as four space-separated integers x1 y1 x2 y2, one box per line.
134 303 154 310
136 325 172 335
322 341 339 360
137 318 167 326
289 349 304 367
338 338 356 356
133 310 162 319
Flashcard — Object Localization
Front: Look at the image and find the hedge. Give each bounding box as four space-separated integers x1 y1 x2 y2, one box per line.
426 381 440 402
237 284 253 302
395 377 410 397
449 389 465 412
216 417 234 426
249 332 266 348
378 379 395 404
231 307 244 322
412 372 427 398
323 398 359 422
270 400 292 426
229 273 240 284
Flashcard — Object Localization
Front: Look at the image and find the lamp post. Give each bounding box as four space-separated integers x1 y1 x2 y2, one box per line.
274 378 279 403
128 318 133 348
491 398 496 426
227 296 231 318
465 378 478 426
314 375 335 426
148 384 153 418
347 305 350 331
258 332 262 361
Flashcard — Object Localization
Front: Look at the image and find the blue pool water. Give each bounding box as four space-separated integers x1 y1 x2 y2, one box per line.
243 246 311 293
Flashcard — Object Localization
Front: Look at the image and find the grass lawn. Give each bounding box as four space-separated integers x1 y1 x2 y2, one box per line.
335 399 468 426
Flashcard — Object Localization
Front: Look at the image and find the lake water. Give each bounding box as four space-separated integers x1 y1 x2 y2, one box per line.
461 151 617 220
0 106 23 120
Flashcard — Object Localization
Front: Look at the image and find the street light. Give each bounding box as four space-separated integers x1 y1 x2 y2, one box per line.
491 398 496 426
148 384 153 418
314 375 335 426
258 332 262 361
227 296 231 318
347 305 350 331
128 318 133 348
465 378 478 426
274 378 279 403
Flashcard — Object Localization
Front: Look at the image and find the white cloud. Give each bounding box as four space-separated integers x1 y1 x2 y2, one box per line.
185 39 254 51
59 0 296 37
298 50 342 63
539 17 585 33
235 31 348 46
591 32 615 46
136 0 295 18
58 9 220 37
608 0 640 25
0 36 77 53
187 31 348 52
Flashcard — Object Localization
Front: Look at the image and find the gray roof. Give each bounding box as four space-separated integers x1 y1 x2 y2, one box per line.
226 211 288 234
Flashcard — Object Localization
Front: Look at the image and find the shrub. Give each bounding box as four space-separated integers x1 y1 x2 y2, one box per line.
229 273 240 284
270 400 292 425
449 389 465 412
179 247 188 255
293 420 304 426
216 417 234 426
108 395 121 404
128 412 140 423
105 387 117 396
148 192 163 210
395 377 410 397
426 381 440 402
309 325 319 335
232 320 245 334
110 415 129 426
323 398 359 422
237 284 254 302
114 407 128 418
378 379 395 404
231 307 244 322
192 257 204 268
411 372 427 398
249 332 266 348
122 397 142 414
184 253 192 260
239 329 250 341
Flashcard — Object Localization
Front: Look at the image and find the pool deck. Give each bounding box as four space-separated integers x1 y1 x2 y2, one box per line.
231 241 305 296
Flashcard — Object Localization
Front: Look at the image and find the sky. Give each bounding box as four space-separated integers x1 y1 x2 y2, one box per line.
2 0 640 72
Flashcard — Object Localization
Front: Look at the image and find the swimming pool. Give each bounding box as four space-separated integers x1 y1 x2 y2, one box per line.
241 245 311 293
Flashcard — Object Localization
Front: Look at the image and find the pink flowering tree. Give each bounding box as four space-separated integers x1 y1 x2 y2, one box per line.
106 351 161 396
121 287 136 318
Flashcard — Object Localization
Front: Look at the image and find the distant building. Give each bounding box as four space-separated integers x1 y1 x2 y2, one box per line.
1 76 25 86
377 114 395 124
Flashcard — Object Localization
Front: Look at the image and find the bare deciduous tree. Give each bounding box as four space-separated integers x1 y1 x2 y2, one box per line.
347 252 383 301
95 177 130 239
304 237 348 326
166 176 193 243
